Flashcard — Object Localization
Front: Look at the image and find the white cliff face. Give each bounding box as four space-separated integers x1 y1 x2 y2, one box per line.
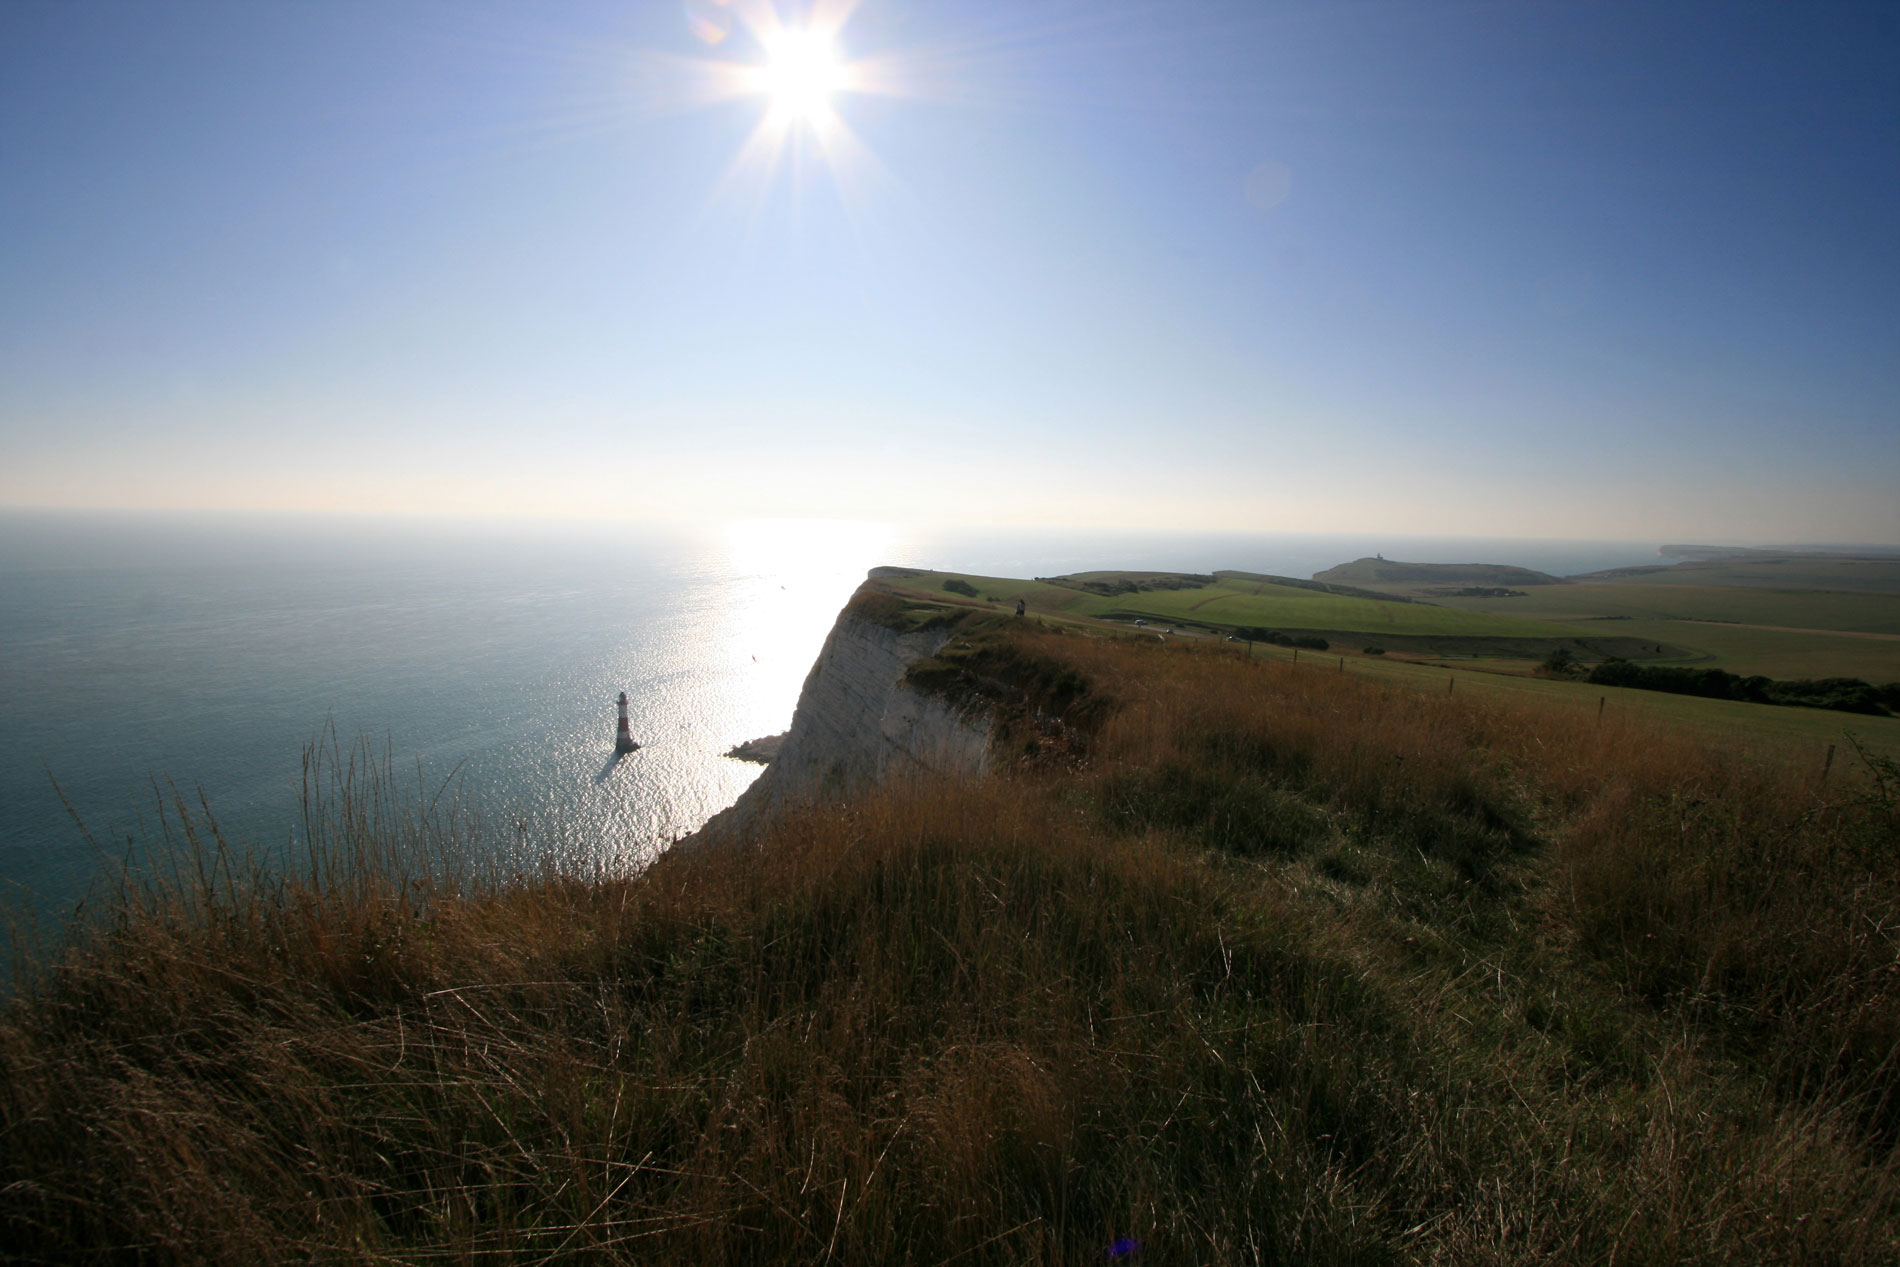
688 609 992 846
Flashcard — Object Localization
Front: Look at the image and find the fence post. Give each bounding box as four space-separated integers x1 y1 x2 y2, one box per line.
1822 743 1837 784
1597 696 1605 725
1448 676 1454 695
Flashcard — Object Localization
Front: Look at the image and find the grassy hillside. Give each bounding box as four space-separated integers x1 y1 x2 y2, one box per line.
4 599 1898 1262
1575 553 1900 593
887 567 1605 640
1312 556 1561 586
1429 582 1900 682
1557 617 1895 681
884 567 1898 735
1243 551 1900 682
1440 580 1900 636
1238 635 1900 763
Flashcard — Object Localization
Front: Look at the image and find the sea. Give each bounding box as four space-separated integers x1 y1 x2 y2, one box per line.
0 510 1675 928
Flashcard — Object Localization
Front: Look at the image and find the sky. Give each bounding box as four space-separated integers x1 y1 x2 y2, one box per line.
1 0 1895 544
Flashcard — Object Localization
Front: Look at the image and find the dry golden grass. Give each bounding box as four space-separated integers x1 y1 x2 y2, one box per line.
3 623 1896 1263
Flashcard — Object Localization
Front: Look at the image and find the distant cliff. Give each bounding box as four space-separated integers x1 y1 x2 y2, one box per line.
689 590 994 846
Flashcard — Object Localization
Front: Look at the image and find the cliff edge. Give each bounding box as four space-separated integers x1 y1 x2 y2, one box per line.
689 585 994 846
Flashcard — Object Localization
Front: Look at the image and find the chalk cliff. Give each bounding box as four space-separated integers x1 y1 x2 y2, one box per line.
689 595 993 846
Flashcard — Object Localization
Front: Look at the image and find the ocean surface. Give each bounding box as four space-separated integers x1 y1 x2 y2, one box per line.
0 511 1675 926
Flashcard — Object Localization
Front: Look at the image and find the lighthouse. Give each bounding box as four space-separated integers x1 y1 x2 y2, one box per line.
614 691 638 754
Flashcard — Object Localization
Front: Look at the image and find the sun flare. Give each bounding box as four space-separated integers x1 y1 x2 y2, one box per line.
681 3 885 206
756 29 848 126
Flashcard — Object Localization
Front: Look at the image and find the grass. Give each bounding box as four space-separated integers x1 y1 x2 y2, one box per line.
1280 557 1900 681
1437 581 1900 637
1563 616 1900 681
888 570 1598 639
4 615 1899 1262
1583 555 1900 594
884 569 1900 759
1241 638 1900 764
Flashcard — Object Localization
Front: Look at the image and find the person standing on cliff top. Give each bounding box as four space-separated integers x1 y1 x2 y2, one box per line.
1015 598 1025 616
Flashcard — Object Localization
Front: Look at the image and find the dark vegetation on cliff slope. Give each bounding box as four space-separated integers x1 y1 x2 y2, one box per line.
1036 573 1215 598
901 615 1106 765
844 585 969 634
4 618 1899 1263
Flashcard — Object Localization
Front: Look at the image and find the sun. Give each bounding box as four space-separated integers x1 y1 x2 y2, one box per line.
756 28 849 127
679 3 880 202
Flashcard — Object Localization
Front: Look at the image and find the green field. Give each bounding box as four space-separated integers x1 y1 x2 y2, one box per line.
887 568 1600 639
1571 617 1899 681
1302 552 1900 681
1580 554 1900 593
1441 581 1900 635
1423 581 1900 681
1236 639 1900 765
875 566 1900 764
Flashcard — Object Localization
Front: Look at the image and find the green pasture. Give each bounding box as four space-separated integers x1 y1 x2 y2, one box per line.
874 573 1900 767
1586 617 1900 681
1441 581 1900 635
885 568 1598 639
872 570 1900 760
1589 556 1900 594
1239 640 1900 767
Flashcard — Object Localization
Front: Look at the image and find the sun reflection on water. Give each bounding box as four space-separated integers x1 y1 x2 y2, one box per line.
447 518 900 875
724 516 896 578
2 515 928 909
719 516 897 726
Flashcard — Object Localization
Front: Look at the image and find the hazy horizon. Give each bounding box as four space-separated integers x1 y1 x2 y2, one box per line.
8 507 1896 592
3 1 1896 541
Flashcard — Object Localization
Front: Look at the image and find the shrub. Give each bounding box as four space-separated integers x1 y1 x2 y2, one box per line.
942 578 979 598
1539 647 1583 679
1589 660 1892 715
1765 677 1889 715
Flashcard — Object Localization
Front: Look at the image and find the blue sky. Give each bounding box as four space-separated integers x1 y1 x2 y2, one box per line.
2 0 1895 543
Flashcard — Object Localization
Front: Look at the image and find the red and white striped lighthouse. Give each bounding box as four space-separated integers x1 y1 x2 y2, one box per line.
615 690 638 754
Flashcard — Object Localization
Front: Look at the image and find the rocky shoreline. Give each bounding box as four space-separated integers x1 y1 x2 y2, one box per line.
725 733 786 764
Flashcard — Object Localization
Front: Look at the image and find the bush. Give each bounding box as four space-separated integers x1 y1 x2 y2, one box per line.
1236 627 1297 647
1362 646 1385 655
1765 677 1889 715
941 578 979 598
1589 660 1892 716
1539 647 1583 679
